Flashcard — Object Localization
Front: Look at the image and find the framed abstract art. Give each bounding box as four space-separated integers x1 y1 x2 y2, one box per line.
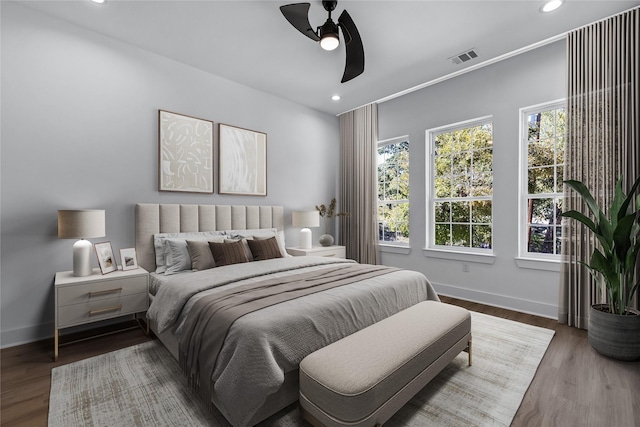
218 123 267 196
158 110 214 193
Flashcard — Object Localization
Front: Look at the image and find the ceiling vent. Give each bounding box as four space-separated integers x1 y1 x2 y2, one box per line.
448 48 478 65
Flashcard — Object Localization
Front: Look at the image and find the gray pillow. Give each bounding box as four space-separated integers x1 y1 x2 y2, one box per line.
164 239 192 275
226 228 290 257
153 230 226 273
186 238 223 271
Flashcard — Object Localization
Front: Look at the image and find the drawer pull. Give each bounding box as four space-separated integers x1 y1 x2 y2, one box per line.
89 287 123 297
89 305 122 315
323 254 336 257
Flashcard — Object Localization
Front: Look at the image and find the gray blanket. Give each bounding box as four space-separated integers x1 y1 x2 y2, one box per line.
147 257 439 426
180 263 399 412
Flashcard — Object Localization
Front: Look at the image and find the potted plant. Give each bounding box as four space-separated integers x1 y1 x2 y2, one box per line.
315 198 350 247
562 175 640 361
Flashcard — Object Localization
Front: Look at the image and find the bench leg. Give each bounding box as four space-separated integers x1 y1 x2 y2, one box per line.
465 339 472 366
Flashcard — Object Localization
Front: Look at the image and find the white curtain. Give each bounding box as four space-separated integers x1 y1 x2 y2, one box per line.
338 104 380 264
560 7 640 328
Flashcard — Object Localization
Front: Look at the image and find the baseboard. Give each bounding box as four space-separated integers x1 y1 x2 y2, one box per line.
1 322 54 349
432 281 559 320
1 317 135 349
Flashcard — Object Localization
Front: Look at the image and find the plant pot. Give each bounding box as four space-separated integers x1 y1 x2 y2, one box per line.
319 234 334 247
588 304 640 361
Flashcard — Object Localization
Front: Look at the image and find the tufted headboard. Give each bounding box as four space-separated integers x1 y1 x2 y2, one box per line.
135 203 284 272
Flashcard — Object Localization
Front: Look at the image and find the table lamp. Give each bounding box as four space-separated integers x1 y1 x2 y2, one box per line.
292 211 319 249
58 209 106 277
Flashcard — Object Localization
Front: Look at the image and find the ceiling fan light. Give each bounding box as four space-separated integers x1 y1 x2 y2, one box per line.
319 19 339 51
320 34 339 51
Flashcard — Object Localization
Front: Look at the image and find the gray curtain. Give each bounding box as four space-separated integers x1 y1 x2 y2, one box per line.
338 103 380 264
560 7 640 328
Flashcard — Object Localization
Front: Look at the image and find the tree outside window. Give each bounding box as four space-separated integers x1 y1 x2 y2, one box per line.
523 103 565 256
430 119 493 251
378 139 409 244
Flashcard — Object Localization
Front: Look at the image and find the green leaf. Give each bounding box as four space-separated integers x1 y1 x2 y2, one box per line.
612 213 635 262
589 248 618 290
628 281 640 309
610 176 626 227
627 239 640 272
564 180 605 221
561 210 597 233
598 211 613 243
619 175 640 220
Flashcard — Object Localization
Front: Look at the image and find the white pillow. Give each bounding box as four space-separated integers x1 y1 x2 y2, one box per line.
153 230 226 273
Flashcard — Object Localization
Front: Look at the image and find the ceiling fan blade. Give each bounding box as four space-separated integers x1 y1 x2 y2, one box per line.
338 9 364 83
280 3 320 42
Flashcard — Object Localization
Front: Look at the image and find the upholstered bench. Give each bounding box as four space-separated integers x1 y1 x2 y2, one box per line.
299 301 472 427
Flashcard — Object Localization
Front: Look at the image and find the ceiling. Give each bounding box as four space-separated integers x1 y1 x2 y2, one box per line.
17 0 640 115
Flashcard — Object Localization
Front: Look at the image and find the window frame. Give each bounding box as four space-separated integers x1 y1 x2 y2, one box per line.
377 135 410 248
425 115 494 257
517 99 566 268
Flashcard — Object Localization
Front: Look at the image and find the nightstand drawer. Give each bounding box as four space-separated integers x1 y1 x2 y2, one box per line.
311 247 346 258
57 275 148 306
287 246 346 258
57 292 148 328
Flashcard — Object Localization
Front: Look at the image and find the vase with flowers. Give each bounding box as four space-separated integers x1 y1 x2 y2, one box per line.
315 198 350 247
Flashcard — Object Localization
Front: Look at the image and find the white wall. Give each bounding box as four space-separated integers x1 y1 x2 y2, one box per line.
378 41 566 318
0 3 339 347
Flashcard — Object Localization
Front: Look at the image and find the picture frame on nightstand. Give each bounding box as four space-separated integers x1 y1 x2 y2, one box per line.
120 247 138 271
95 241 117 274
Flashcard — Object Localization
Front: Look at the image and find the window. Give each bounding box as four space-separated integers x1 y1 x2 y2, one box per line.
520 101 565 258
428 117 493 252
377 137 409 245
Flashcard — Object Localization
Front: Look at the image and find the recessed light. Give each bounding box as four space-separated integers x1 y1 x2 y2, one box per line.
331 95 341 101
90 0 106 4
540 0 563 13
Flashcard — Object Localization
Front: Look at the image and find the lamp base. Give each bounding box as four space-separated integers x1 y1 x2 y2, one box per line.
299 228 312 249
73 239 94 277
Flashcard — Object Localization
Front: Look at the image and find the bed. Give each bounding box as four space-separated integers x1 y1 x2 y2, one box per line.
136 203 439 427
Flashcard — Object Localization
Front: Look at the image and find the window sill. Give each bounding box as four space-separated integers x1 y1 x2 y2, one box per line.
379 244 411 255
422 248 495 264
514 257 563 272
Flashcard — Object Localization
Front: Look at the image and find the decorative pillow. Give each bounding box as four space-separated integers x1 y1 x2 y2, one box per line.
208 240 249 267
226 228 290 258
186 237 223 271
247 236 283 261
153 231 226 273
225 237 255 261
164 239 192 275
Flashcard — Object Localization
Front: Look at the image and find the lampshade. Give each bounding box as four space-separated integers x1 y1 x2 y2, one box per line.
58 209 105 277
58 210 106 239
292 211 320 228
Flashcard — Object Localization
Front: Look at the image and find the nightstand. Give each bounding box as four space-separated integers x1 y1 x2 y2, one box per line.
286 245 346 259
54 267 149 361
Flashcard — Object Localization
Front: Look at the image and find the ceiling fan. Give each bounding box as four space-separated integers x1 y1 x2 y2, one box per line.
280 1 365 83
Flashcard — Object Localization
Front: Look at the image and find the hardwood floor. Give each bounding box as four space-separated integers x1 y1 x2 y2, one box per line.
1 321 153 427
438 296 640 427
2 299 639 427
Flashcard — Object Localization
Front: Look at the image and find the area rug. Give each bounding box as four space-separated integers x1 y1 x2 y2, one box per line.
48 312 555 427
